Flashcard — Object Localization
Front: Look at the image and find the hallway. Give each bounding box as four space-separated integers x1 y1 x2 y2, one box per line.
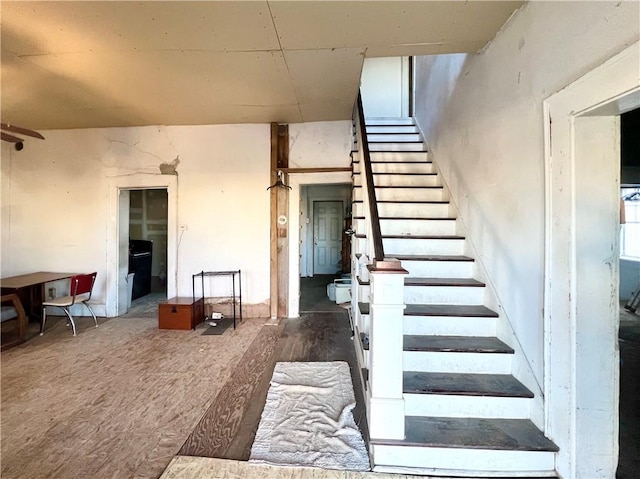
618 304 640 478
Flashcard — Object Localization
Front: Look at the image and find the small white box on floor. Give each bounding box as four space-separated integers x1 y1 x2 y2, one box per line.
327 278 351 303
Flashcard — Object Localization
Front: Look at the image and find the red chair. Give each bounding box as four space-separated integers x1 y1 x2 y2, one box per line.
41 272 98 336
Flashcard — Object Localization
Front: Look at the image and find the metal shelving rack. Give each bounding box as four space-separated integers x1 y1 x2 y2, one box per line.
192 270 242 329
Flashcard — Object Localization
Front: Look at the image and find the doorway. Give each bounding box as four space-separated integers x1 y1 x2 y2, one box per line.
129 189 168 298
286 180 352 318
299 184 352 279
617 108 640 479
106 174 177 318
544 42 639 478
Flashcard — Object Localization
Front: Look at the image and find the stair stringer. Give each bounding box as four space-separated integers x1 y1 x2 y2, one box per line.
412 136 545 431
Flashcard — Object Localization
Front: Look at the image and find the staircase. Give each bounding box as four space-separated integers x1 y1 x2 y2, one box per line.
351 116 558 477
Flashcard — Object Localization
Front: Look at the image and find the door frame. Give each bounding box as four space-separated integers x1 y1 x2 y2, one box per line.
312 199 345 275
287 173 352 318
106 174 178 317
543 41 639 478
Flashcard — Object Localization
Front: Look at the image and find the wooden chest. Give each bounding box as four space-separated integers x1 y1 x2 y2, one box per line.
158 297 204 330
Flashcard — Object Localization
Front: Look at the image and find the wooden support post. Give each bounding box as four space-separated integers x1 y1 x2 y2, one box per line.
270 123 289 319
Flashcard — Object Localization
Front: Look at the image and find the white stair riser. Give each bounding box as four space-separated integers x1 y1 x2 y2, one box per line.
355 340 369 369
373 175 440 187
403 315 497 337
353 236 370 254
377 203 452 218
403 351 512 374
353 162 434 174
404 394 531 419
370 151 428 162
367 125 419 134
354 218 457 236
401 260 473 278
404 285 485 305
385 219 457 236
359 313 497 337
384 238 465 256
366 117 415 125
354 187 444 202
358 285 370 304
371 445 556 475
368 133 422 142
369 142 425 152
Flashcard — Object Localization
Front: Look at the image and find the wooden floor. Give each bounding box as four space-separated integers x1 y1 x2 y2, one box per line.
0 284 366 479
179 309 367 461
3 287 637 479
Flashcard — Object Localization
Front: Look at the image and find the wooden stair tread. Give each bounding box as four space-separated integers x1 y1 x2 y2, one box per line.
382 234 465 240
352 200 449 204
405 277 485 287
356 234 465 240
392 254 473 262
403 371 534 398
404 335 514 354
353 185 443 189
359 303 498 318
353 160 433 164
369 149 429 153
353 217 455 221
372 417 559 452
371 172 436 176
366 131 418 134
368 140 424 143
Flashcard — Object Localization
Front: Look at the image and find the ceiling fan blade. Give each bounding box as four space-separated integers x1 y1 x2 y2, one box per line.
1 132 24 143
1 123 44 140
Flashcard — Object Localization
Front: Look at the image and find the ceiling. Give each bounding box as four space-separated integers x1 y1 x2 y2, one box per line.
1 1 522 130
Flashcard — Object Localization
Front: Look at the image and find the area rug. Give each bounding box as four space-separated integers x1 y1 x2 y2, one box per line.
200 319 232 335
249 361 370 471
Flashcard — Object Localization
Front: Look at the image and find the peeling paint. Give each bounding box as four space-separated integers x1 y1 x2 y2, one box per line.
159 156 180 175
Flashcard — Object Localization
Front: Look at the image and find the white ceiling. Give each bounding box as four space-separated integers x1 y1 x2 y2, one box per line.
1 1 522 130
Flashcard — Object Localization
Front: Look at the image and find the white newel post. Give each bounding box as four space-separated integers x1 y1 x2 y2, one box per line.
368 258 407 440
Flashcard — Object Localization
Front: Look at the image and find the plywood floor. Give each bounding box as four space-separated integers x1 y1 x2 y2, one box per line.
1 311 268 478
1 284 366 479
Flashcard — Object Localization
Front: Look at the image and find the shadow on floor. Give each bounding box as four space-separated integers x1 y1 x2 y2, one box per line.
299 274 350 313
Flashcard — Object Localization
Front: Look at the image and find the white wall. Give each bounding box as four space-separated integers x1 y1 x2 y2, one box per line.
288 121 352 168
1 124 272 314
1 120 354 318
414 1 639 389
360 57 409 118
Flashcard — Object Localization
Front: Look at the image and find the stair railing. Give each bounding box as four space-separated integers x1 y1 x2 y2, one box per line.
353 90 385 262
352 91 407 441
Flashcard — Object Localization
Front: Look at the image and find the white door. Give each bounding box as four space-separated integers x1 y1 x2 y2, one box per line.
313 201 343 275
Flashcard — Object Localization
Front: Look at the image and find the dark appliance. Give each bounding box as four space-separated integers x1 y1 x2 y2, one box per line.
129 239 152 300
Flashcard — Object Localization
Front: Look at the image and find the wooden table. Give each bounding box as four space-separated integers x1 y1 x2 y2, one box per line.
1 272 76 321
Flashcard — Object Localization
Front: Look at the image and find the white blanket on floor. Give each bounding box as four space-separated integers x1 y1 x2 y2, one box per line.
249 361 370 471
